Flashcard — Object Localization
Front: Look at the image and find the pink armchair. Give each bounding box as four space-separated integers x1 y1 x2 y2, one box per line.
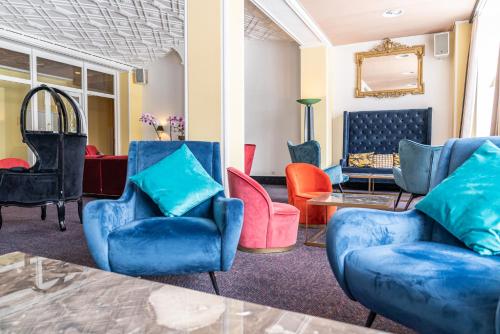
227 167 299 253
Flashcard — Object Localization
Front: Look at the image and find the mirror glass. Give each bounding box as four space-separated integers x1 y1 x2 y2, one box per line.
360 53 418 92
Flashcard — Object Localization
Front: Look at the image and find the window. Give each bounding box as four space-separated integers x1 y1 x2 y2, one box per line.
37 57 82 89
0 47 30 80
87 69 114 95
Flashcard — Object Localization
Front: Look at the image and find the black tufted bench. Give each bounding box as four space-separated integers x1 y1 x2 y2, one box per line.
341 108 432 185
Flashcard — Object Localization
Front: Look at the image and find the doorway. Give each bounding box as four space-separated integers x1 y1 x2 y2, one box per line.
87 96 115 155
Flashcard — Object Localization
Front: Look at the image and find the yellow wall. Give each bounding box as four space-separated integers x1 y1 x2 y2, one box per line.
119 71 130 154
88 96 115 155
451 21 472 137
300 46 332 167
187 0 222 142
128 71 143 142
0 81 30 160
186 0 245 171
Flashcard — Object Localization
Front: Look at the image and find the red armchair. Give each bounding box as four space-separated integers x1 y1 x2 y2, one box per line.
285 163 336 226
244 144 256 175
227 167 299 253
83 145 127 196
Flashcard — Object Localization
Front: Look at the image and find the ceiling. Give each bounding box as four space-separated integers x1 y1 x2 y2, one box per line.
245 0 293 42
0 0 291 68
298 0 476 45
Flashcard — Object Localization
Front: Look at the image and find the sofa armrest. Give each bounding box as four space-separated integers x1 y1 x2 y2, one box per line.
83 197 134 271
213 195 244 271
326 208 433 299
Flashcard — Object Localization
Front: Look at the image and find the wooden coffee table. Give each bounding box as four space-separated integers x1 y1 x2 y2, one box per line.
305 193 395 247
345 173 395 193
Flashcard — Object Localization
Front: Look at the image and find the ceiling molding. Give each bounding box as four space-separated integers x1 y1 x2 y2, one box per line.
249 0 330 47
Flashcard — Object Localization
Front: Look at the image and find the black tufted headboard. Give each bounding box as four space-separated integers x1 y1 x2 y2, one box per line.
342 108 432 165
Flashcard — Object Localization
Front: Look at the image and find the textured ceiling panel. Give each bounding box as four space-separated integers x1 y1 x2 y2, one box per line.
244 0 293 42
0 0 292 67
0 0 185 67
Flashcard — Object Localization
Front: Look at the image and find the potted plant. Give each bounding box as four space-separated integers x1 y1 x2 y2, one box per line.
139 113 164 140
168 116 185 141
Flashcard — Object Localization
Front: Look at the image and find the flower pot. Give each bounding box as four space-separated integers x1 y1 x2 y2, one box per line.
178 135 185 141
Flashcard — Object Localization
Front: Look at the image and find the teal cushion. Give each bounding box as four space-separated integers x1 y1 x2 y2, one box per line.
416 141 500 255
130 144 224 217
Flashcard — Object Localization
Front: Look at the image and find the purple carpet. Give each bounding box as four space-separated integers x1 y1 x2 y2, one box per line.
0 191 413 334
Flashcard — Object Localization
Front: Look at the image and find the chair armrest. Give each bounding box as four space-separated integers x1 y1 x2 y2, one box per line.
323 165 345 185
213 195 244 271
326 208 434 299
83 197 134 271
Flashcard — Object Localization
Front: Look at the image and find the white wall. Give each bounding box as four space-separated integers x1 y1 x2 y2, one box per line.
142 52 184 140
329 34 451 163
245 38 301 176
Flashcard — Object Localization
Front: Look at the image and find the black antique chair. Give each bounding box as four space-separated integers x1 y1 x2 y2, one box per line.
0 85 87 231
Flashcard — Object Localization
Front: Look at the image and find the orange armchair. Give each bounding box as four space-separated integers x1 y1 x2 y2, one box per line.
285 163 336 226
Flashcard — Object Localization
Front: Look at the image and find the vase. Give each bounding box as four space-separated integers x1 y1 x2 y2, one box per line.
178 135 185 141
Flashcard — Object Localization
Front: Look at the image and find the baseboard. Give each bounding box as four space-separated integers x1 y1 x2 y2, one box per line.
251 176 286 185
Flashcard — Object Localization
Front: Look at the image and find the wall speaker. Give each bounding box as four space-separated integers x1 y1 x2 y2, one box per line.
434 32 450 58
133 68 148 84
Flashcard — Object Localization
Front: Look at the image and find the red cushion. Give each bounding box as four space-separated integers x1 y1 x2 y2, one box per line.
85 145 100 156
0 158 29 169
272 202 299 216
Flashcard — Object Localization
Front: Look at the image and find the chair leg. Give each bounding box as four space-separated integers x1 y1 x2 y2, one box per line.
77 198 83 224
209 272 220 295
41 205 47 221
0 206 2 230
404 193 416 211
57 201 66 232
338 183 344 193
365 311 377 328
394 189 403 210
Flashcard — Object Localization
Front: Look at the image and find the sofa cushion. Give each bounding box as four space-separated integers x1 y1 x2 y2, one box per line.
416 141 500 255
108 217 221 276
348 152 374 167
372 154 394 168
345 242 500 334
130 144 223 217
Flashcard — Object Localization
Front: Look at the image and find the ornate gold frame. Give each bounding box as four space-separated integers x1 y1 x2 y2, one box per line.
355 38 425 98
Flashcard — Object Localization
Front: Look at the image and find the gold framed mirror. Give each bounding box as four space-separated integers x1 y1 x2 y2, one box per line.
355 38 425 98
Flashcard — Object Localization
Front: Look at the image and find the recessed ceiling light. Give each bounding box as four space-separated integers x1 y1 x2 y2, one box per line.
383 8 404 18
396 54 410 59
402 71 415 75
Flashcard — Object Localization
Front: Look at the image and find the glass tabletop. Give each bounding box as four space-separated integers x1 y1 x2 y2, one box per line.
307 193 395 209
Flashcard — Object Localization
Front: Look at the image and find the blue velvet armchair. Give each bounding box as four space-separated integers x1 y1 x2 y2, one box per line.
393 139 443 210
83 141 244 294
287 140 349 190
327 137 500 334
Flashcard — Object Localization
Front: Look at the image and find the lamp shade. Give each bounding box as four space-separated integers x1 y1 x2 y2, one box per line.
297 98 321 106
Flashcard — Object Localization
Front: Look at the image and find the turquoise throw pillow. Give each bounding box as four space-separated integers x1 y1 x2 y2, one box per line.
416 140 500 255
130 144 223 217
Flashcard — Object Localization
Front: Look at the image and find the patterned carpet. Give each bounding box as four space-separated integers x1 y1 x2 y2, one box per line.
0 186 414 334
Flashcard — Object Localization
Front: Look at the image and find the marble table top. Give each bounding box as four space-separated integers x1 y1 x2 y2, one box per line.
0 252 387 333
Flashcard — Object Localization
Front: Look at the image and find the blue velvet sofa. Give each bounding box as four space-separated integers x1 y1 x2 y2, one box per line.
83 141 244 294
341 108 432 185
327 137 500 334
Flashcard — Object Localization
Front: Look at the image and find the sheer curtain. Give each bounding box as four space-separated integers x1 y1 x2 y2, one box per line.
461 0 500 137
491 48 500 135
